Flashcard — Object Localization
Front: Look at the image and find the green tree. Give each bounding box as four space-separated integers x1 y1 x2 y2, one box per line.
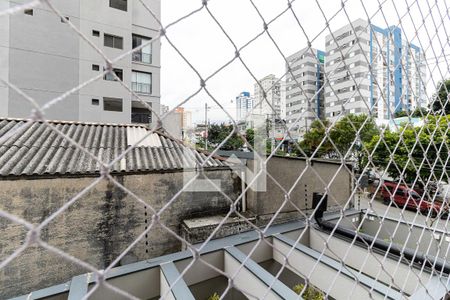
207 123 244 151
394 107 428 118
411 106 428 117
365 115 450 183
296 119 332 157
245 128 255 148
296 114 378 161
394 110 408 118
329 114 379 157
430 79 450 115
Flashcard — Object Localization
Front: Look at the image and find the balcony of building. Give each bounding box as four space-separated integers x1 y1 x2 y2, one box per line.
131 101 152 124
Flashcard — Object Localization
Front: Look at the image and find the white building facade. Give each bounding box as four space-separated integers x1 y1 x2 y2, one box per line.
285 47 325 138
253 74 285 120
324 19 425 123
0 0 161 125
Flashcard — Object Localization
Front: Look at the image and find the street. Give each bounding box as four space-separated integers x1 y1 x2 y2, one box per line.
358 193 450 232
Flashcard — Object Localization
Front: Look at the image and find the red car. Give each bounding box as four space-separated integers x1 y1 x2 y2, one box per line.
380 182 447 217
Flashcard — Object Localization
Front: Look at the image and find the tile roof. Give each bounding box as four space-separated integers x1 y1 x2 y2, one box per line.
0 119 226 177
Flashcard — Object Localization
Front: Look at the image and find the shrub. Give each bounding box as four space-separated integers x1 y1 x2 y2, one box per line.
293 283 324 300
208 292 220 300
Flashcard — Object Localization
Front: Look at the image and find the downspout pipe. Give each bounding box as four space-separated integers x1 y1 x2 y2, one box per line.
312 193 450 275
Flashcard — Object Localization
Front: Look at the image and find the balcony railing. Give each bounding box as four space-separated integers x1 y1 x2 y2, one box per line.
131 113 151 124
132 52 152 64
132 82 151 94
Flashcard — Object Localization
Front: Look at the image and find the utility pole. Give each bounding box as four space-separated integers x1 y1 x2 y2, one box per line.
205 103 208 150
271 112 276 153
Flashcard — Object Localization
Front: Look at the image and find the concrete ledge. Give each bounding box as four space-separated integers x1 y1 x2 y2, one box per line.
274 234 403 300
9 282 70 300
67 274 89 300
182 213 256 244
410 275 450 300
225 246 298 299
160 262 195 300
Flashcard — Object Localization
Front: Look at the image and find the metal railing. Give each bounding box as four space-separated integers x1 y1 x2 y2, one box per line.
132 52 152 64
131 112 151 124
131 82 151 94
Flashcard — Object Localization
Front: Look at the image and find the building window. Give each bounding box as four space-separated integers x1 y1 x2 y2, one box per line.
109 0 127 11
131 102 152 124
104 68 123 81
103 97 123 112
24 9 33 16
92 64 100 71
104 34 123 49
92 30 100 37
132 71 152 94
92 99 100 106
132 35 152 64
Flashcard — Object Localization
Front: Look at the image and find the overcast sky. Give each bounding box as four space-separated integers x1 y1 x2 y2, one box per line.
159 0 449 124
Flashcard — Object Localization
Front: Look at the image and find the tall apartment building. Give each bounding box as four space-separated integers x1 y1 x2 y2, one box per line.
324 19 425 123
370 25 426 123
285 47 325 137
0 0 160 125
235 91 253 121
253 74 285 119
175 107 193 129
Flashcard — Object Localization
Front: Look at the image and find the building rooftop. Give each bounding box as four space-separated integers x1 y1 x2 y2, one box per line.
11 210 448 300
0 118 226 177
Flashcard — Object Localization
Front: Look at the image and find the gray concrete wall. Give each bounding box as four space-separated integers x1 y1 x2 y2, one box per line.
246 156 353 223
8 2 80 120
0 169 240 299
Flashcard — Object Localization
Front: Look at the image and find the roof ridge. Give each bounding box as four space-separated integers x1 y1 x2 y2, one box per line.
0 117 159 130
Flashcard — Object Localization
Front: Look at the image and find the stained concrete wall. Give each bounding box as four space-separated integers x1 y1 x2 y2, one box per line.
246 156 353 223
0 169 240 299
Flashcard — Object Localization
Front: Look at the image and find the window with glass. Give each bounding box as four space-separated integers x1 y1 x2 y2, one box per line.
103 98 123 112
109 0 127 11
132 35 152 64
104 68 123 81
132 71 152 94
104 34 123 49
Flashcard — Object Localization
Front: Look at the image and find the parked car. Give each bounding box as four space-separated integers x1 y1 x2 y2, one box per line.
380 181 448 218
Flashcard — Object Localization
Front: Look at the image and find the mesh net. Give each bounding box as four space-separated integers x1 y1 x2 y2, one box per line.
1 0 450 299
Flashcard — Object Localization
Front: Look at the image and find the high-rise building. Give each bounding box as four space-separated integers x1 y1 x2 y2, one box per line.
175 107 193 129
370 25 426 124
285 47 325 137
0 0 161 125
324 19 426 123
253 74 284 119
235 91 253 121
